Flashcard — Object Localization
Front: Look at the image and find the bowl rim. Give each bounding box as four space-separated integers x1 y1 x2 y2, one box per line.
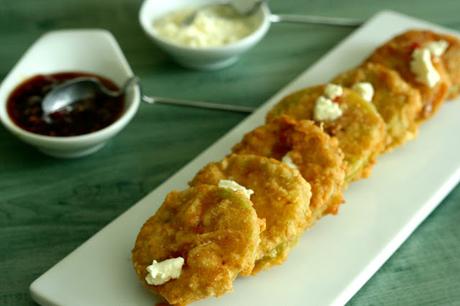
139 0 272 52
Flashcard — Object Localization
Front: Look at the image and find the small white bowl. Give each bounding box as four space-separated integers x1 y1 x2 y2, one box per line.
0 30 141 158
139 0 271 70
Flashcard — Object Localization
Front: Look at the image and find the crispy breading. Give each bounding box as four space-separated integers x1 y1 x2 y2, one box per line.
267 85 386 182
190 154 312 274
232 116 345 220
333 63 422 151
132 185 263 306
366 29 451 121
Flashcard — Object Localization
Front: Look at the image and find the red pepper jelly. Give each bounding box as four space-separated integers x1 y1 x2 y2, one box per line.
7 72 125 137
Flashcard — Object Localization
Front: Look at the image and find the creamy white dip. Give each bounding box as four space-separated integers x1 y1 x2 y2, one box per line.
153 5 262 48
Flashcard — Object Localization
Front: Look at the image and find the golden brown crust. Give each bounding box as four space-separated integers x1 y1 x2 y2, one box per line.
190 154 312 274
232 116 345 219
366 29 451 121
267 85 386 183
132 185 263 305
333 63 422 151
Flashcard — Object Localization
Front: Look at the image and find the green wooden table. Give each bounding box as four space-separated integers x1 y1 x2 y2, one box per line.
1 1 459 305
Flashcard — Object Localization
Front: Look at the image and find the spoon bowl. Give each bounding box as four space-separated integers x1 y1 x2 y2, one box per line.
41 76 138 123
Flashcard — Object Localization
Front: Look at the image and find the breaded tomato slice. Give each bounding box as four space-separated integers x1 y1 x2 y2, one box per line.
267 85 386 182
366 29 451 121
232 116 345 220
132 185 263 305
190 154 312 274
333 63 422 151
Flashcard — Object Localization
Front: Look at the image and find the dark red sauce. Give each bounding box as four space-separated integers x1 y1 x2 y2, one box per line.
7 72 125 137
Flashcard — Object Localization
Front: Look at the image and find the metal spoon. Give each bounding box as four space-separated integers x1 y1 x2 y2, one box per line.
41 76 255 122
181 0 264 27
269 14 362 28
182 0 362 28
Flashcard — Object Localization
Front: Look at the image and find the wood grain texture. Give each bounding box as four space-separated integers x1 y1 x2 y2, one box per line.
0 0 459 305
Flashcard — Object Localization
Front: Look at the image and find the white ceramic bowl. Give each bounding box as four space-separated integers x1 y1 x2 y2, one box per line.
139 0 271 70
0 30 141 158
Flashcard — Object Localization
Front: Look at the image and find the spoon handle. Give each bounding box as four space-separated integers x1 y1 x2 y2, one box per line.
270 14 363 27
142 95 256 113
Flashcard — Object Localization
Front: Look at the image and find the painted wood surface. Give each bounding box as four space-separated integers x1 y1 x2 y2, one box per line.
1 0 459 305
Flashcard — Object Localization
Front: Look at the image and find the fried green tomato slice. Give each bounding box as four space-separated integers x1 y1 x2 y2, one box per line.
366 29 451 121
267 85 386 182
132 185 263 306
333 63 422 151
232 116 345 220
190 154 312 274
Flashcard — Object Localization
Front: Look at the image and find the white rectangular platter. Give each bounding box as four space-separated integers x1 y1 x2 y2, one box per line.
30 10 460 306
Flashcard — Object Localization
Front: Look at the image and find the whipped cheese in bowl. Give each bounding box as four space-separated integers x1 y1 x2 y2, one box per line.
139 0 271 70
153 5 263 48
